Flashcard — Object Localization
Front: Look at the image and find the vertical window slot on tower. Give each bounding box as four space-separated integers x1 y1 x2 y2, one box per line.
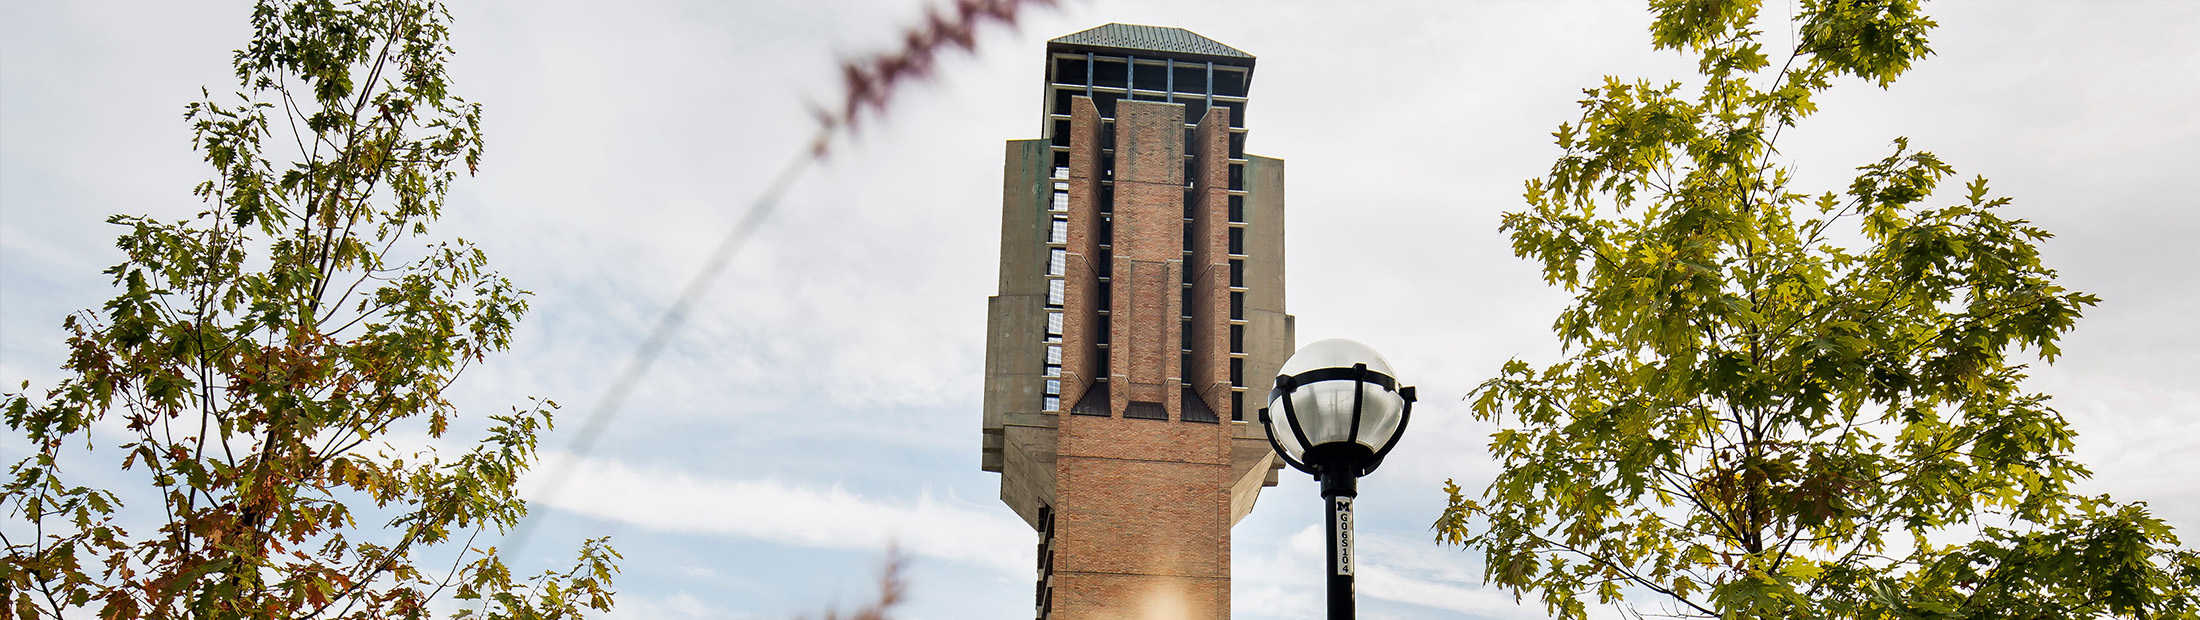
1094 91 1120 117
1213 67 1247 97
1052 88 1077 116
1092 58 1127 89
1054 56 1087 85
1134 62 1165 93
1173 64 1206 93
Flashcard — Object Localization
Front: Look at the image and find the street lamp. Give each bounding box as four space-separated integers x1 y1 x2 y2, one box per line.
1258 338 1417 620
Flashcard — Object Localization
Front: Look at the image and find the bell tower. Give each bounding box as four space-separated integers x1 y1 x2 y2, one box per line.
979 23 1294 619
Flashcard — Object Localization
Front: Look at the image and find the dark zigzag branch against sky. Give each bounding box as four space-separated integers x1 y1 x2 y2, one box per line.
499 0 1063 561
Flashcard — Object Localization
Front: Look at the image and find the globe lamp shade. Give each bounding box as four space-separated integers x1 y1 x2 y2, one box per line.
1261 339 1417 478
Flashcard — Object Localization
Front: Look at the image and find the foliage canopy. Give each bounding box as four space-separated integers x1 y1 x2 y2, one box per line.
1437 1 2199 618
2 1 616 618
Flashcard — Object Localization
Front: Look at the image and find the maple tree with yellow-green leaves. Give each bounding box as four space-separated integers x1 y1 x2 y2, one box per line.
2 1 616 618
1438 1 2200 618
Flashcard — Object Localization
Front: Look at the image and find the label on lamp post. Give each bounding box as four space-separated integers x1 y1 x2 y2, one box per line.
1334 496 1354 576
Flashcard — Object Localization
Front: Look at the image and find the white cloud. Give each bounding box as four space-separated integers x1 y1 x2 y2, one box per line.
1239 524 1541 619
522 451 1033 578
608 591 747 620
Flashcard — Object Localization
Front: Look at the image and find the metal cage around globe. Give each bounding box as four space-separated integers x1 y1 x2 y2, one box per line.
1261 338 1416 479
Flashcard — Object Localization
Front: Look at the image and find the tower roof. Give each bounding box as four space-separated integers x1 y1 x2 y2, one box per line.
1048 23 1254 62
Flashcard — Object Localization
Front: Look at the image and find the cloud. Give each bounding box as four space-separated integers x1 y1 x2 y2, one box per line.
522 451 1033 578
1238 524 1540 619
606 591 747 620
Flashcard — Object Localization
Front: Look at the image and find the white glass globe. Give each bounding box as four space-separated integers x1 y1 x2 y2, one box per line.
1265 339 1407 467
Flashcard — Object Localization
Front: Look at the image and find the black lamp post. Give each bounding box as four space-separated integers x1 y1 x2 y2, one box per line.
1258 338 1417 620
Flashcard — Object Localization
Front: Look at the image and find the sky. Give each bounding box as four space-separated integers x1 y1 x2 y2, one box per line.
3 1 2197 619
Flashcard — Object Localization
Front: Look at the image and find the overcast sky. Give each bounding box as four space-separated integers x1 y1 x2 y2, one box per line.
4 1 2196 619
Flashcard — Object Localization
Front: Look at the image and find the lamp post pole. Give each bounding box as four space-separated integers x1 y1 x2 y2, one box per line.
1322 470 1357 620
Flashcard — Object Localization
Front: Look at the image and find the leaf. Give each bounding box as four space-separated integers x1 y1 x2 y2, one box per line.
1446 2 2185 618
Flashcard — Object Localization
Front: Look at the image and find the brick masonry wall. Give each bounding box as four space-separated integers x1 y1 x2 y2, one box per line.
1050 99 1238 620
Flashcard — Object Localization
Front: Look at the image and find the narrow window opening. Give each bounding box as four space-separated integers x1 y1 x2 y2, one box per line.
1133 62 1167 91
1092 58 1127 89
1213 100 1242 128
1093 90 1120 117
1172 64 1206 93
1213 67 1247 97
1052 88 1077 116
1054 56 1088 84
1183 99 1208 124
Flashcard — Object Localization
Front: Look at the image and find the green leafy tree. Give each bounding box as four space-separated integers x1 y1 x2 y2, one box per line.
1436 1 2199 617
1 1 616 618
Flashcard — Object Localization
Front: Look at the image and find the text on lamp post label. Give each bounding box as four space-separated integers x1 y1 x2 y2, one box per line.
1335 496 1354 576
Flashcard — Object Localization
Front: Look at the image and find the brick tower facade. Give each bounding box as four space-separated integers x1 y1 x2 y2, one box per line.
980 24 1293 619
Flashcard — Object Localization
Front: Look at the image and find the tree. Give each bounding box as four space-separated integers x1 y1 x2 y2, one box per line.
1 1 616 618
1435 1 2199 617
